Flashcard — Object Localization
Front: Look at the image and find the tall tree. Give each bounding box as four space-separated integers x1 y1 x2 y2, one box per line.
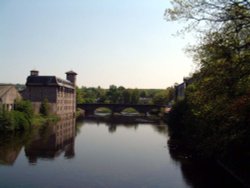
166 0 250 158
122 89 132 104
131 89 140 104
165 0 250 34
106 85 119 103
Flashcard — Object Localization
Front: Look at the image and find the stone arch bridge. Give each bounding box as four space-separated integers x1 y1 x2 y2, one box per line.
77 103 166 116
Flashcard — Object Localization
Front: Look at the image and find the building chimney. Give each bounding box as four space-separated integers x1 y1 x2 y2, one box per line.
65 70 77 85
30 70 39 76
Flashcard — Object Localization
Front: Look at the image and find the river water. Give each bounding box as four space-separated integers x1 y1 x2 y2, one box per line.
0 116 244 188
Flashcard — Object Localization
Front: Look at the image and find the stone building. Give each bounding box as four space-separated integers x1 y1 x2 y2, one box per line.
175 77 194 101
175 82 186 100
23 70 77 118
0 85 21 111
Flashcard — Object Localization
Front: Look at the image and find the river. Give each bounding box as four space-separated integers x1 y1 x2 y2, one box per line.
0 116 245 188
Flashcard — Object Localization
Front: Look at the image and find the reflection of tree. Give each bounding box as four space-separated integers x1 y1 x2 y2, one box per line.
167 138 245 188
0 133 24 165
152 124 167 135
108 123 117 133
81 116 165 135
25 117 76 164
75 119 85 135
107 123 139 133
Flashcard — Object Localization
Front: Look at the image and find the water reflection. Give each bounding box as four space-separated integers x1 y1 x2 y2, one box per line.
81 116 164 134
25 117 76 164
0 116 246 188
0 133 24 165
168 139 245 188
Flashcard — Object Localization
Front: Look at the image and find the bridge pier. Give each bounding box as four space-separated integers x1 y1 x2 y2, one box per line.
84 109 95 116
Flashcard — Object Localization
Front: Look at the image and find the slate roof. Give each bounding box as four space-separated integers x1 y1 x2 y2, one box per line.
26 76 74 89
0 85 13 98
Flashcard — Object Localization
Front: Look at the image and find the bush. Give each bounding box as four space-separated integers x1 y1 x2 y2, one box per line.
15 100 34 119
12 111 31 131
0 100 33 132
40 98 51 116
0 108 14 131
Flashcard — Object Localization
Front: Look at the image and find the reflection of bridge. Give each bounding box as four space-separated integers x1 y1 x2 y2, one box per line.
77 103 165 116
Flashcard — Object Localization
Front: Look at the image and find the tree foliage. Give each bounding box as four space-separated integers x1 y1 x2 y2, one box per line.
40 98 51 117
76 85 175 105
165 0 250 34
166 0 250 159
15 100 34 119
0 100 33 132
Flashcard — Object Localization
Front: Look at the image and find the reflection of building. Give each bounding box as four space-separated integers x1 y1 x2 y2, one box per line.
23 70 77 117
25 117 76 164
0 85 21 111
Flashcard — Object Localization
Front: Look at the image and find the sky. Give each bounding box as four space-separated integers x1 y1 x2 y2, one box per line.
0 0 195 89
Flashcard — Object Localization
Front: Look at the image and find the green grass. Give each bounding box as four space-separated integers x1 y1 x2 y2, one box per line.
122 108 139 113
95 107 112 113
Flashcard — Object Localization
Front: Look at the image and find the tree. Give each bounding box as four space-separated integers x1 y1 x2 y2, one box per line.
165 0 250 35
130 89 139 104
117 86 126 103
140 90 147 98
165 86 175 103
152 87 175 105
76 87 84 104
165 0 250 159
106 85 120 103
122 89 132 104
15 100 34 119
0 100 33 131
152 91 167 105
0 108 13 131
40 98 50 116
96 86 107 103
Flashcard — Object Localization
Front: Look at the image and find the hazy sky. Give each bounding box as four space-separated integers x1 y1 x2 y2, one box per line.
0 0 195 88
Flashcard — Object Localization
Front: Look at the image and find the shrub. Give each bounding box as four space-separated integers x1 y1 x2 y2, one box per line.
15 100 34 119
12 111 31 131
40 98 51 116
0 100 33 132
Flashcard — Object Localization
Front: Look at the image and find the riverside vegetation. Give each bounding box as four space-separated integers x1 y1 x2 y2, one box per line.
165 0 250 162
0 99 59 132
